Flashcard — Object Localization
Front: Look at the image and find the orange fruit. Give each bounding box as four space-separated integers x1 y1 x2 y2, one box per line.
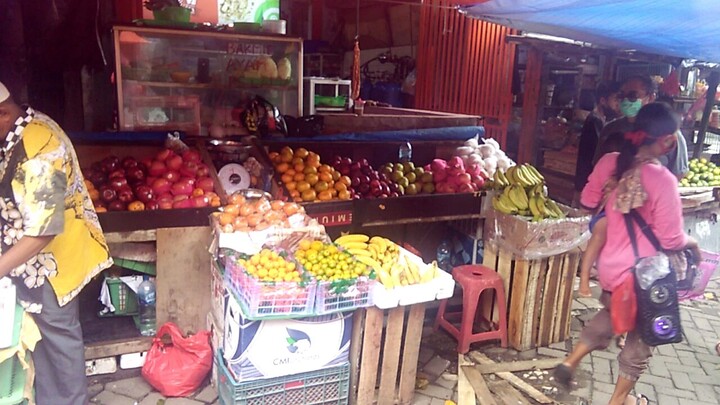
319 172 333 182
233 216 249 230
224 205 240 216
217 212 234 226
283 203 300 216
305 173 319 186
296 181 311 192
338 190 351 200
84 180 95 190
270 200 285 211
314 181 329 192
285 168 296 176
293 163 305 173
294 196 303 203
239 204 253 217
280 146 294 156
89 189 100 202
318 164 332 173
318 190 332 201
339 175 351 186
332 171 341 181
276 162 290 173
307 160 321 169
228 194 246 205
301 189 317 202
303 166 318 175
329 188 338 197
294 147 309 159
286 181 297 191
289 190 300 198
293 173 305 182
334 182 348 192
247 213 263 227
280 151 293 163
281 173 294 183
292 157 304 166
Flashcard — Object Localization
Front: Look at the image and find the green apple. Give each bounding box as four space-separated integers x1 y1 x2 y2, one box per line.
422 182 435 194
391 170 405 182
398 177 410 188
403 162 415 173
421 172 434 183
414 167 425 178
405 172 417 183
406 183 418 195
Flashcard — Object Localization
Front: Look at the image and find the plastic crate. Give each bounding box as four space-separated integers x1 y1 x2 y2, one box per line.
103 277 138 316
224 260 316 320
0 355 27 405
112 257 156 276
314 277 375 315
216 350 349 405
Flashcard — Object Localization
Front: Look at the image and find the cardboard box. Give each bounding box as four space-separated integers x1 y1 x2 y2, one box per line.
210 259 228 326
486 204 591 260
223 294 352 381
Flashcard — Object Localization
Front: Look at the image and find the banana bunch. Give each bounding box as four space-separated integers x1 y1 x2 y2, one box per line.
334 234 439 289
490 163 565 221
505 164 545 187
527 187 565 221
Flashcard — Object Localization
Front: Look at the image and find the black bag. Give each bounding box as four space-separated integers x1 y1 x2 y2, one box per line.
240 96 288 137
624 210 683 346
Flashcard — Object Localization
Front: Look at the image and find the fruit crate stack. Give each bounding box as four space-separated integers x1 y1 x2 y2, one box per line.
209 194 365 405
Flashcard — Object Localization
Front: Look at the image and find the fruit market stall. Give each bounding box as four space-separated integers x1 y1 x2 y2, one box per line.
679 158 720 252
207 191 454 404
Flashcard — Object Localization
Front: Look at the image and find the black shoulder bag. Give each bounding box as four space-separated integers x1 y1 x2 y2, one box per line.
624 210 683 346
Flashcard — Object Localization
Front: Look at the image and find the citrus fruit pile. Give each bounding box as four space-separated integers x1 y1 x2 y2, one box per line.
270 147 352 202
214 194 304 233
294 240 370 281
680 158 720 187
237 249 303 282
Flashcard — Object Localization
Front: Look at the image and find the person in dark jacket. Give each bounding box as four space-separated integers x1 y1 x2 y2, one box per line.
573 82 621 206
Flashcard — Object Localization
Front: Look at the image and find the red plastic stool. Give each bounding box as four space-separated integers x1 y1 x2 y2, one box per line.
434 265 508 353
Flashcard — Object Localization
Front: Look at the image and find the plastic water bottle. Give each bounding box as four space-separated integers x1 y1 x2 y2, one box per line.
436 239 452 272
398 141 412 162
137 276 157 337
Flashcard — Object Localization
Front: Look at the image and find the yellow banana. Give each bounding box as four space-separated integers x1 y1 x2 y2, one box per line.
546 199 565 219
496 170 510 187
340 242 369 250
335 234 370 245
521 164 541 186
509 185 529 210
505 166 519 185
516 166 535 187
370 237 388 253
348 248 372 257
526 164 545 182
377 269 394 289
492 195 515 215
355 256 382 271
528 194 543 218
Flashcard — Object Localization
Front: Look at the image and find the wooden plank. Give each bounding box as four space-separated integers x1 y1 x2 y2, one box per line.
463 364 498 405
531 258 548 348
466 353 555 404
508 258 530 350
474 358 562 374
156 226 212 334
521 259 543 350
557 250 580 341
538 255 561 346
85 337 152 360
377 307 406 404
398 303 426 404
357 307 384 405
487 380 531 405
457 354 477 405
349 309 366 405
495 246 514 324
481 242 499 321
104 229 157 243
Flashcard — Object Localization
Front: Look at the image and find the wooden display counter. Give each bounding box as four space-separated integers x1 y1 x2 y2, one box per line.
321 106 481 134
681 188 720 252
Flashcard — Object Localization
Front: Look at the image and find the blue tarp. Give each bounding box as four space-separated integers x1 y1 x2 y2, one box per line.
462 0 720 62
281 126 484 142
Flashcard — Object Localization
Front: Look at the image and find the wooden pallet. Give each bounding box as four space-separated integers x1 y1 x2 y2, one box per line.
482 243 580 351
350 305 426 405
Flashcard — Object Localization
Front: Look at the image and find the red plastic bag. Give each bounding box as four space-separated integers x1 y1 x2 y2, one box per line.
611 273 637 335
141 323 212 397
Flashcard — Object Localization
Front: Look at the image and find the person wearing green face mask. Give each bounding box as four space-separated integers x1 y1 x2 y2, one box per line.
593 76 689 179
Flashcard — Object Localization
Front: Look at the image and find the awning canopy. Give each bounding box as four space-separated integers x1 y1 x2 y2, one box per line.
461 0 720 63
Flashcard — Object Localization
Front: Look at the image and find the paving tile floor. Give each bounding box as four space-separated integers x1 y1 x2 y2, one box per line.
88 275 720 405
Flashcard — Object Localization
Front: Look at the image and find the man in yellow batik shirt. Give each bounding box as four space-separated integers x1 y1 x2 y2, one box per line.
0 81 112 404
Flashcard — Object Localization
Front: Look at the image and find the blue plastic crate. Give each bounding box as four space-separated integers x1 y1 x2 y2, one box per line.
216 350 349 405
0 355 27 405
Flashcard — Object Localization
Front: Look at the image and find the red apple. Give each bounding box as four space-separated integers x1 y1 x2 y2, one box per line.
100 186 117 202
145 200 160 210
149 161 167 177
117 186 135 204
109 177 128 190
157 198 174 210
122 157 138 169
141 157 153 169
157 192 173 201
108 169 126 179
166 155 183 171
162 170 181 183
126 167 145 182
182 149 201 163
190 195 209 208
134 185 155 203
108 200 126 211
179 161 198 178
196 177 214 192
195 163 210 178
173 199 192 209
173 194 189 203
151 178 172 195
171 181 193 196
156 148 174 162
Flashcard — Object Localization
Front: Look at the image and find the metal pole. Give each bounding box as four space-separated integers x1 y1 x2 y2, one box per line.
693 70 719 158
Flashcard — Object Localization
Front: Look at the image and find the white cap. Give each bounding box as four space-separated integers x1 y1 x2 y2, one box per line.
0 82 8 103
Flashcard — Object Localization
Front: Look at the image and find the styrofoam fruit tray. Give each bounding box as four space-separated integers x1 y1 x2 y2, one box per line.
373 247 454 309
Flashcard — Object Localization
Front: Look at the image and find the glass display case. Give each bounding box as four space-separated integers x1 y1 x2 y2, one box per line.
113 26 303 136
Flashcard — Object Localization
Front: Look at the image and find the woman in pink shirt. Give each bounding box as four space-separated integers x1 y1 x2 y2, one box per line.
553 103 701 405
